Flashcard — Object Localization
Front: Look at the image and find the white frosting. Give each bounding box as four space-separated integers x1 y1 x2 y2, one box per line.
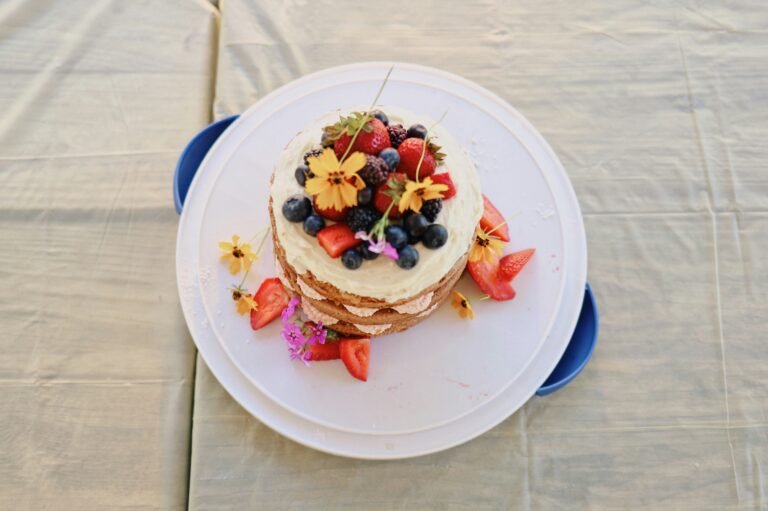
417 303 439 318
354 323 392 335
271 107 483 302
297 278 325 301
392 292 433 314
301 300 338 326
344 304 378 317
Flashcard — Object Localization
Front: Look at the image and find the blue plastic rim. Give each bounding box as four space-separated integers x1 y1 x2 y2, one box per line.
173 118 598 396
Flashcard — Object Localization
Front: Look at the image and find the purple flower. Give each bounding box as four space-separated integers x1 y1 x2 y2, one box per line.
355 231 399 261
281 296 300 323
306 321 327 345
281 322 306 347
380 242 400 261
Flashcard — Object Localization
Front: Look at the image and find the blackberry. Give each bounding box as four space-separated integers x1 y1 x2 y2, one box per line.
345 207 380 233
303 148 324 165
421 199 442 222
359 154 390 187
387 124 407 148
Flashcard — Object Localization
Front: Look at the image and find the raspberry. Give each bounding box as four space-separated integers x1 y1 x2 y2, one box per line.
359 154 390 187
387 124 407 148
303 148 324 165
346 207 381 234
421 199 442 222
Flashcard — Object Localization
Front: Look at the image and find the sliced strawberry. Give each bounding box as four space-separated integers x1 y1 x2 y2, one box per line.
480 194 510 242
339 337 371 382
249 278 291 330
313 196 349 222
397 138 436 180
467 258 516 301
333 118 391 157
308 341 341 361
431 172 457 200
498 249 535 281
373 173 407 219
317 223 359 258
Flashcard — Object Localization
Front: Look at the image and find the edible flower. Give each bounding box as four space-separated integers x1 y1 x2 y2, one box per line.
355 231 399 261
451 291 475 320
305 148 366 211
219 235 257 275
469 226 504 264
230 285 257 315
398 176 448 213
304 321 327 346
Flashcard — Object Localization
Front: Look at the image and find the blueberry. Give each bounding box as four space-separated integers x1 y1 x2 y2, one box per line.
303 214 325 236
358 243 380 260
406 124 428 139
321 130 334 148
385 225 408 250
396 245 419 269
295 165 310 187
357 186 374 206
342 248 363 269
404 213 429 239
408 233 420 245
282 195 312 222
422 224 448 249
379 147 400 170
372 110 389 126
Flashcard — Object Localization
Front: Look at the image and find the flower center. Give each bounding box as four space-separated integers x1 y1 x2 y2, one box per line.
476 236 489 247
461 300 468 308
416 188 426 197
232 290 242 300
330 171 344 185
232 248 244 258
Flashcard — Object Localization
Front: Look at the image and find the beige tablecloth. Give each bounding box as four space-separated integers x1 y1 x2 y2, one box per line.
2 1 767 509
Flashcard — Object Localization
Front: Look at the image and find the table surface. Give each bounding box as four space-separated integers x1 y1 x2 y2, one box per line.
2 1 767 509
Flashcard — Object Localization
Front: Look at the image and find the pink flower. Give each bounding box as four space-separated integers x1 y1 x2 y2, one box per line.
306 321 327 345
281 296 300 323
355 231 399 261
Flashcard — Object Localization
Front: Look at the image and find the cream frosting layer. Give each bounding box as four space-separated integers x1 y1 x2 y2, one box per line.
270 107 483 302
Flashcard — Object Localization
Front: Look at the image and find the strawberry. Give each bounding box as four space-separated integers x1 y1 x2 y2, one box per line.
480 194 510 242
333 118 391 157
308 341 341 361
339 337 371 382
397 138 436 180
317 223 359 258
430 172 457 200
249 278 291 330
498 249 535 281
313 195 349 222
467 258 516 301
373 173 407 219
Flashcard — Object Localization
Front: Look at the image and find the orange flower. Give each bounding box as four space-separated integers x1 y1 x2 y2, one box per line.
231 286 257 315
469 227 504 264
219 235 257 275
451 291 475 320
305 148 366 211
397 176 448 213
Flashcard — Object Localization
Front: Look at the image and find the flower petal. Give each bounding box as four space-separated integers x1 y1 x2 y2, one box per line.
219 241 234 251
340 151 366 173
338 181 359 208
305 176 331 196
308 149 338 177
228 258 241 275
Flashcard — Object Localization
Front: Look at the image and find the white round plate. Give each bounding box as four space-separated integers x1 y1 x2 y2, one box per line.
177 63 587 457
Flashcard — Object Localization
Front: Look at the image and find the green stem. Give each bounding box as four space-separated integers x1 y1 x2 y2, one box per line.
340 66 394 163
415 110 448 182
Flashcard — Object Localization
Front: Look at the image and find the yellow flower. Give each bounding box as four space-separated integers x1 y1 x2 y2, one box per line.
305 148 366 211
231 286 257 315
451 291 475 320
219 235 258 275
469 227 504 264
397 177 448 213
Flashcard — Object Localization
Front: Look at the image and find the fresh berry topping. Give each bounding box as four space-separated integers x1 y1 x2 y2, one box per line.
341 248 363 269
430 173 456 199
372 110 389 126
302 214 325 237
282 195 312 223
378 147 400 170
396 245 419 269
303 148 324 165
345 207 380 233
420 199 442 222
317 223 359 258
480 195 510 242
359 154 391 187
330 116 391 157
249 278 290 330
408 233 420 245
406 124 428 139
373 173 407 219
357 186 374 207
404 213 429 239
422 224 448 249
308 340 340 361
387 124 407 148
295 165 311 187
313 196 349 222
339 337 371 382
397 138 436 180
358 243 379 260
467 258 516 301
498 249 535 281
320 130 334 148
384 225 408 249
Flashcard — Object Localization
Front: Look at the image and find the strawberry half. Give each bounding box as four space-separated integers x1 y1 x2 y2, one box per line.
339 337 371 382
397 138 436 180
317 223 359 258
467 258 516 301
498 249 535 281
249 278 291 330
313 196 349 222
430 172 457 200
374 173 407 219
480 195 510 242
308 341 341 361
334 118 390 157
